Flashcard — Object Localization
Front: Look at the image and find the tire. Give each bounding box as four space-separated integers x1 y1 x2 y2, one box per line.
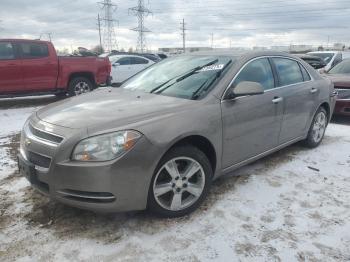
148 145 213 218
68 77 93 97
303 107 328 148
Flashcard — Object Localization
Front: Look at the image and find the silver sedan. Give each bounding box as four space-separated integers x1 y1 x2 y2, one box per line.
18 51 336 217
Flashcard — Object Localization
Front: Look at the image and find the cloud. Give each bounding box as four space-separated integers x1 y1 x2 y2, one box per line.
0 0 349 51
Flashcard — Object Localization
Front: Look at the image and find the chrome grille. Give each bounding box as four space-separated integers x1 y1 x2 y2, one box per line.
29 124 64 144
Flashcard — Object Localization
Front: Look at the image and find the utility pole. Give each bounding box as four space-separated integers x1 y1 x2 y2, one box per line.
180 18 187 53
129 0 152 53
211 33 214 49
97 14 103 52
98 0 118 52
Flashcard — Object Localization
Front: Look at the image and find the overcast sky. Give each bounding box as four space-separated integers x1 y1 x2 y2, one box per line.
0 0 349 51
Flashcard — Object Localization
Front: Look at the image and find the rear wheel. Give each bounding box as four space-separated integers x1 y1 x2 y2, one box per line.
68 77 93 96
304 107 328 148
148 146 213 218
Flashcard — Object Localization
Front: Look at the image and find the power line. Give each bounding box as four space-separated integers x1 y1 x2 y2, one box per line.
180 18 187 53
129 0 152 53
98 0 118 52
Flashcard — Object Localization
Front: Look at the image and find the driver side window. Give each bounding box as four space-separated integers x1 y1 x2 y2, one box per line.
117 57 131 66
233 58 275 90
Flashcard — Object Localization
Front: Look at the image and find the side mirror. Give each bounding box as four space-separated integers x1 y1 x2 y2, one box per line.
113 63 120 67
227 81 264 99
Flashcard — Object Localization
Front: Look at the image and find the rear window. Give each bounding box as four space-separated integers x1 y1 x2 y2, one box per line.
0 42 15 60
20 43 49 59
273 58 303 86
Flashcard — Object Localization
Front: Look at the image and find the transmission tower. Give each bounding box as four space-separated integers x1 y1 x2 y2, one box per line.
129 0 152 53
180 18 187 53
98 0 118 52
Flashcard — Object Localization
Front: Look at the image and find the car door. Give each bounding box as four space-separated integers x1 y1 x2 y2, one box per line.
112 57 132 83
221 57 284 168
19 42 57 91
271 57 318 143
0 41 23 93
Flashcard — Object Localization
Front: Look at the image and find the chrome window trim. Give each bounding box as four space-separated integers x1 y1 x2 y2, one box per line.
221 55 314 101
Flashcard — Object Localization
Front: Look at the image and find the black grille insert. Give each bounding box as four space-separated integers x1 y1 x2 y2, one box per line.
59 189 116 203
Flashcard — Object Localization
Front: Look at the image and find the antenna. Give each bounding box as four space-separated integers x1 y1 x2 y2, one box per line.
98 0 118 52
129 0 152 53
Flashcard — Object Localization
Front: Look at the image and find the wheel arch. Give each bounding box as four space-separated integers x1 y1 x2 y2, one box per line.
163 135 217 174
68 72 96 88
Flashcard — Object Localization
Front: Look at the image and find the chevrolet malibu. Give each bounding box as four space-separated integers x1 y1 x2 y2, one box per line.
18 51 336 217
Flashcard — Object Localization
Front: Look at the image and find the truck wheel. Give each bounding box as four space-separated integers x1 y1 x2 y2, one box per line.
148 145 213 218
68 77 93 96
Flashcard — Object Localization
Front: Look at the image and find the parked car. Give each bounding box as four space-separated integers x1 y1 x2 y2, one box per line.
100 51 162 62
294 54 327 69
18 51 335 217
307 51 343 71
0 39 111 98
323 59 350 116
109 54 154 85
157 53 168 60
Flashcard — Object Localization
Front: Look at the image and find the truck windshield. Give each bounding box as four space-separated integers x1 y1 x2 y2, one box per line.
122 55 234 100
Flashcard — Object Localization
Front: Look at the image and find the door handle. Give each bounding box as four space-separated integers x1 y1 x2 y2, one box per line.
310 88 318 94
272 97 283 104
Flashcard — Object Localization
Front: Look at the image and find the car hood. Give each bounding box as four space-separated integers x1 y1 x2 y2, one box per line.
324 74 350 88
36 88 194 130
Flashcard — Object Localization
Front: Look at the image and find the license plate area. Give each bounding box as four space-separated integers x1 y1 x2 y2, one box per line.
18 155 37 184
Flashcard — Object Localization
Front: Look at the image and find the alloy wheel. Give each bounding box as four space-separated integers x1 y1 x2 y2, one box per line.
312 111 327 143
74 81 91 95
153 157 205 211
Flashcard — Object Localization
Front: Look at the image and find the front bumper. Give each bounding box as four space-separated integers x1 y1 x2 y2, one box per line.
19 117 161 213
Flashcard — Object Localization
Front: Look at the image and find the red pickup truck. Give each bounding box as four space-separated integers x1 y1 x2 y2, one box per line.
0 39 111 98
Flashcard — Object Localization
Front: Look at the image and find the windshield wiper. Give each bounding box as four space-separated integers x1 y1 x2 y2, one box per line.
191 59 232 100
150 59 219 94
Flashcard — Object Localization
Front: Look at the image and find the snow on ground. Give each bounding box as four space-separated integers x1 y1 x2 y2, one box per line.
0 101 350 262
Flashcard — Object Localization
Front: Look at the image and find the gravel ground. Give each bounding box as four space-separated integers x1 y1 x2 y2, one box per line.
0 97 349 262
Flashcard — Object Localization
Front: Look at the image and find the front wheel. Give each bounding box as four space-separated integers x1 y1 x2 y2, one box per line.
148 146 213 218
304 107 328 148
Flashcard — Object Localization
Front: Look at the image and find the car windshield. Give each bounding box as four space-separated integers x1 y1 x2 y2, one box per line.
328 59 350 74
309 53 335 63
121 55 234 100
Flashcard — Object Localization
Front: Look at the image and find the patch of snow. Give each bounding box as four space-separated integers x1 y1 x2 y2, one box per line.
0 105 349 261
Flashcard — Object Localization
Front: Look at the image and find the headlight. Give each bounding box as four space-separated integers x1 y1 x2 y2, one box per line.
72 130 141 162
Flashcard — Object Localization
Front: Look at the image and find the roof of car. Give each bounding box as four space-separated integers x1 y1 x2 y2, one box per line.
108 54 152 61
180 50 302 60
308 51 339 54
0 39 50 44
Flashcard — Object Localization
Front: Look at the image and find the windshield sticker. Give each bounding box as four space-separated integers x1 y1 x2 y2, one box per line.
198 64 225 72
